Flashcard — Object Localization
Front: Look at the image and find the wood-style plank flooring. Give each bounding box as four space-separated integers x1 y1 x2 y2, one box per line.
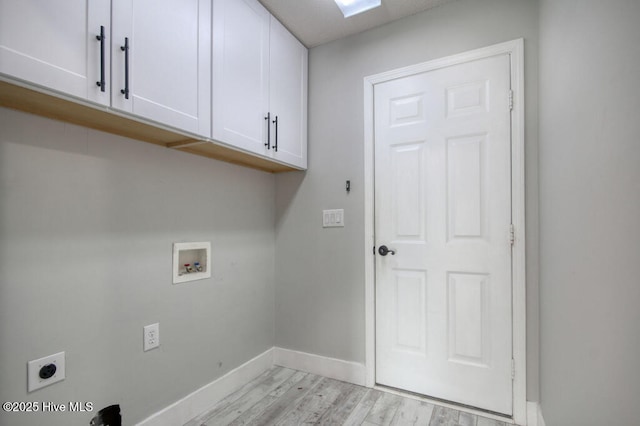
184 367 509 426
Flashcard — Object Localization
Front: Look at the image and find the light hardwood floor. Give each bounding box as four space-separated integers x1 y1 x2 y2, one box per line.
184 367 509 426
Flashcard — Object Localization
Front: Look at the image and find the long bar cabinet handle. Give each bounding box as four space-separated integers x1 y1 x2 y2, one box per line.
272 116 278 152
264 112 271 149
96 26 106 92
120 37 130 99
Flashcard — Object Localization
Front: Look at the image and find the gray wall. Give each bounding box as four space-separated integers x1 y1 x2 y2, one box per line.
10 1 640 423
0 107 276 426
275 0 540 400
539 1 640 425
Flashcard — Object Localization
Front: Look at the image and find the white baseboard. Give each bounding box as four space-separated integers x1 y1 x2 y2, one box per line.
527 401 537 426
136 348 274 426
273 347 367 386
526 401 546 426
538 403 546 426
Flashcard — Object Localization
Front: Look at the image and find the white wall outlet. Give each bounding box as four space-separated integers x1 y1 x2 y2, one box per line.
143 323 160 352
28 352 65 392
322 209 345 228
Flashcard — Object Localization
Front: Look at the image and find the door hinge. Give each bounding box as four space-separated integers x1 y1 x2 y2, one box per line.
509 224 515 246
511 359 516 380
508 90 514 111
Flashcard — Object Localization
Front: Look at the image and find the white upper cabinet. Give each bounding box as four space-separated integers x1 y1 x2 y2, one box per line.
0 0 306 170
111 0 211 137
269 16 308 169
212 0 270 155
0 0 111 106
212 0 308 169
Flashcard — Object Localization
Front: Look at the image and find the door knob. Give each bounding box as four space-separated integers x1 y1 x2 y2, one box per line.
378 245 396 256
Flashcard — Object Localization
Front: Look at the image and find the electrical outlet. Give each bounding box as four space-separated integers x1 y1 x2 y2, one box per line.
143 323 160 351
28 352 65 392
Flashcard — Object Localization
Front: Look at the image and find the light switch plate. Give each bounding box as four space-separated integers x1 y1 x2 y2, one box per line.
323 209 344 228
28 352 65 392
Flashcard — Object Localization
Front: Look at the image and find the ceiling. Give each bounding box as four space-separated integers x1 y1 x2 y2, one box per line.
259 0 459 48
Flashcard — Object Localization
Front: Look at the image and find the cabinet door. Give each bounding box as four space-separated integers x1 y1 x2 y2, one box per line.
112 0 211 137
0 0 111 106
269 17 308 169
212 0 270 154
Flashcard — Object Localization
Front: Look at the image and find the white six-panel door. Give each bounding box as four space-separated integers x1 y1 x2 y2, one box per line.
374 54 513 415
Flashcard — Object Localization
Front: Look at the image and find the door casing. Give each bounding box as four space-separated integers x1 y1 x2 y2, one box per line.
363 39 526 425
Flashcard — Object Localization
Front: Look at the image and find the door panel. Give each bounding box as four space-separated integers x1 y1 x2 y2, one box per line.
374 54 512 415
447 134 487 240
393 270 427 354
391 143 425 239
447 272 490 367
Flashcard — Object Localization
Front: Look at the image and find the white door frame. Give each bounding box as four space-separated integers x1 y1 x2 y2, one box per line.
363 39 526 425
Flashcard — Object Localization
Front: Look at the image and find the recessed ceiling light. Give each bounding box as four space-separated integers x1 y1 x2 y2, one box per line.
334 0 382 18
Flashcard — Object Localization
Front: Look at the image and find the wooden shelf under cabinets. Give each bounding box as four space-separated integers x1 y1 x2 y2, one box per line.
0 80 298 173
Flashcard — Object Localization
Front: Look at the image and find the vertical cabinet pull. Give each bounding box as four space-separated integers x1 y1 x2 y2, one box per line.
120 37 130 99
272 116 278 152
95 26 105 92
264 112 271 149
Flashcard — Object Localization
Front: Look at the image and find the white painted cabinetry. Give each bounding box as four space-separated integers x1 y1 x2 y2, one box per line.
212 0 307 169
212 0 270 154
0 0 111 106
0 0 306 171
268 16 308 169
0 0 211 137
111 0 211 137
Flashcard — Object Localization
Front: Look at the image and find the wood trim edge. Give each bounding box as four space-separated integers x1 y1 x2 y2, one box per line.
0 79 301 174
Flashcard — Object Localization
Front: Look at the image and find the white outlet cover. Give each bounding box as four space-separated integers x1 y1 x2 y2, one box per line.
144 323 160 352
28 352 65 392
